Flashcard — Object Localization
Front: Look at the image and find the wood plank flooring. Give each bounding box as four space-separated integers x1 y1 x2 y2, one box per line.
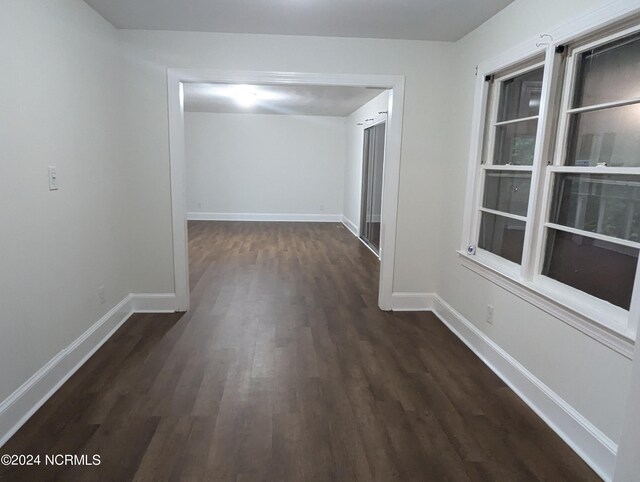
1 221 599 481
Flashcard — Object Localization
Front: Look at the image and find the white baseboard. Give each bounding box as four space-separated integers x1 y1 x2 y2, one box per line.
390 290 616 480
187 212 342 222
391 292 435 311
0 292 178 448
130 293 179 313
430 294 616 482
343 217 381 258
0 289 618 480
0 296 133 447
341 216 359 237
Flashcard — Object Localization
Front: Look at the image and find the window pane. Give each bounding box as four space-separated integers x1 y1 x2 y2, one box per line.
494 119 538 165
565 103 640 167
573 32 640 108
550 174 640 242
478 212 525 264
543 229 638 309
483 171 531 217
498 67 544 121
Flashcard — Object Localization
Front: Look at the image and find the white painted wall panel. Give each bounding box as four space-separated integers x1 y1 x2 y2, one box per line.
0 0 130 402
185 113 346 217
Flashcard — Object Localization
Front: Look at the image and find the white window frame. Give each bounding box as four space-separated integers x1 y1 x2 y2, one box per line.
470 59 544 270
460 0 640 359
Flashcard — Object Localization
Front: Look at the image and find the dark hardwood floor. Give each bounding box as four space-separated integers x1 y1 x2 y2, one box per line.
1 221 599 481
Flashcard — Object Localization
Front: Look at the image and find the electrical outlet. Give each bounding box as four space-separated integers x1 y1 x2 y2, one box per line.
320 204 325 212
486 304 494 325
197 202 202 209
98 285 106 305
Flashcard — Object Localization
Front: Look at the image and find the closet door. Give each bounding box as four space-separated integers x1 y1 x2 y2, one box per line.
369 122 385 251
360 122 386 254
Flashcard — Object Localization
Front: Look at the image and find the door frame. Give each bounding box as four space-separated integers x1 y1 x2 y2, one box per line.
167 69 406 311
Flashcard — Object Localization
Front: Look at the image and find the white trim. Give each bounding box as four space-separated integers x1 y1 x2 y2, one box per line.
168 69 405 312
187 212 342 223
0 293 179 448
476 41 546 80
167 77 190 312
377 291 620 481
545 222 640 250
390 292 435 311
478 207 528 223
342 215 381 258
461 71 491 251
0 296 132 448
341 216 359 236
495 59 547 82
459 251 635 358
430 295 617 482
548 166 640 174
521 46 563 280
0 288 620 480
359 238 381 258
567 97 640 114
493 114 539 127
130 293 179 313
549 1 640 51
613 318 640 481
482 165 534 171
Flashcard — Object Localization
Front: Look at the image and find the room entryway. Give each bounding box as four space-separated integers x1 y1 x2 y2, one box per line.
167 71 406 312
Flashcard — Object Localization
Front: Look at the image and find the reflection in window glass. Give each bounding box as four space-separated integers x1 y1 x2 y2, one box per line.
573 32 640 108
494 120 538 165
543 229 639 309
478 212 525 264
483 171 531 217
498 67 544 121
565 103 640 167
550 174 640 242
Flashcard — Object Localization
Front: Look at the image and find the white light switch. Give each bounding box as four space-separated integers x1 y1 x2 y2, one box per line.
486 304 494 325
48 166 58 191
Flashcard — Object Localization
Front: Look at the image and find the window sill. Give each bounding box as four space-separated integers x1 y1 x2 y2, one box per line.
457 250 635 359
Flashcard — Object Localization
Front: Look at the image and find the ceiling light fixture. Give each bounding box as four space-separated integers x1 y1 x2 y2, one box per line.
232 85 259 107
205 83 289 109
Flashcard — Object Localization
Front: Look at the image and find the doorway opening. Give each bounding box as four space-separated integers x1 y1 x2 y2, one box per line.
167 70 406 312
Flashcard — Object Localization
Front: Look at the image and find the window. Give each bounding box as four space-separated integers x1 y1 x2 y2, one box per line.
464 21 640 340
543 29 640 313
476 61 544 265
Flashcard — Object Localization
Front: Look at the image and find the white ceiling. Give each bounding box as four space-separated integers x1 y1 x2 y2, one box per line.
84 0 514 42
183 83 386 116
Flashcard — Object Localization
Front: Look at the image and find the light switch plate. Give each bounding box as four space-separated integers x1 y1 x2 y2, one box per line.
486 304 494 325
48 166 59 191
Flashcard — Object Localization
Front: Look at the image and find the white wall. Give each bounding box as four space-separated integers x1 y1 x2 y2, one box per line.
185 112 346 218
343 92 390 232
120 31 453 295
438 0 630 446
614 327 640 481
0 0 130 402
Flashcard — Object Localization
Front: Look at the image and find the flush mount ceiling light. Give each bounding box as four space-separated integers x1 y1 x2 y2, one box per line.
205 84 288 108
232 85 259 107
